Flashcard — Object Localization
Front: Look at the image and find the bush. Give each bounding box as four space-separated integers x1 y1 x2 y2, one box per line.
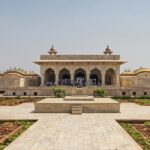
112 96 150 100
112 96 132 99
94 88 107 97
144 121 150 127
16 96 21 99
138 96 150 99
52 87 66 98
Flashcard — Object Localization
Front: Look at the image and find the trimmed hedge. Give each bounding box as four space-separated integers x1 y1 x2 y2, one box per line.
94 88 107 97
112 96 150 99
52 87 66 98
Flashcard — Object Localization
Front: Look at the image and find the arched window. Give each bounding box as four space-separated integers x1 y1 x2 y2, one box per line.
44 68 55 86
74 68 86 86
90 68 102 85
59 68 71 85
105 68 116 85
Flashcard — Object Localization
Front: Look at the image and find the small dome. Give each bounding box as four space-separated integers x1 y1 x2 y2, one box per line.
103 45 113 55
48 45 57 55
121 69 134 76
134 68 150 75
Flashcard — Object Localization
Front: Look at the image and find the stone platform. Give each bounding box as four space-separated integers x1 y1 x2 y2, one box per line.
64 96 94 101
34 97 120 113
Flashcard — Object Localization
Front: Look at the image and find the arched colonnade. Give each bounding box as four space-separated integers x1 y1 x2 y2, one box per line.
44 68 117 86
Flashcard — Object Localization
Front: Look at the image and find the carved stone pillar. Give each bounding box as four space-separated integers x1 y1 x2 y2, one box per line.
71 73 74 83
40 66 45 86
70 69 75 85
55 71 59 85
86 71 90 86
116 67 120 86
41 74 45 86
101 71 105 86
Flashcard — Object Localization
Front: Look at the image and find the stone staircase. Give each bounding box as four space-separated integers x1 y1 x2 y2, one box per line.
72 105 83 114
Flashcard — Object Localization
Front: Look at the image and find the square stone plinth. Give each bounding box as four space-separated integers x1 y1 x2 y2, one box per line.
34 98 120 113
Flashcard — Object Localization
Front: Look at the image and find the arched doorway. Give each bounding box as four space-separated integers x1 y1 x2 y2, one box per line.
105 68 116 85
44 68 55 86
59 68 71 85
74 68 86 86
90 68 102 85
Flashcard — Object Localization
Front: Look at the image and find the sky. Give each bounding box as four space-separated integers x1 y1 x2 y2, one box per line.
0 0 150 74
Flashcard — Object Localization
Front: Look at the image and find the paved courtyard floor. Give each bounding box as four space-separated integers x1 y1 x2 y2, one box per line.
0 102 150 150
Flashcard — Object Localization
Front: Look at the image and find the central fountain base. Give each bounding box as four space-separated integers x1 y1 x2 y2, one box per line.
34 97 120 113
64 96 94 101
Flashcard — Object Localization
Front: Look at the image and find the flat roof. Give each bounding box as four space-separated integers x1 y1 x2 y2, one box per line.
34 59 126 65
40 54 121 60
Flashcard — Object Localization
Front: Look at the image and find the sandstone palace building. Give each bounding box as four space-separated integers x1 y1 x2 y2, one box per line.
1 46 150 96
34 46 125 87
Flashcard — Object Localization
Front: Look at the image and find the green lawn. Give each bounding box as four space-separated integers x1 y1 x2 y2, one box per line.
0 120 36 150
119 122 150 150
113 97 150 106
0 97 42 106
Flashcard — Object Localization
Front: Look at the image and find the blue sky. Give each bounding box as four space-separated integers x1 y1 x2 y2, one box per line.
0 0 150 73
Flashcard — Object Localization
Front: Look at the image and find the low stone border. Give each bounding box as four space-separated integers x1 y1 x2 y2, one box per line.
117 119 150 150
116 119 150 123
0 125 22 144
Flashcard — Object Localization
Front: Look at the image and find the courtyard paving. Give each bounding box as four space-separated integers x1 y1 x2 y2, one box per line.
0 102 150 150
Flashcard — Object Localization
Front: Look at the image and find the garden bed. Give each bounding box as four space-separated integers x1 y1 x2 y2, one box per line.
113 97 150 106
118 120 150 150
0 97 43 106
0 120 36 150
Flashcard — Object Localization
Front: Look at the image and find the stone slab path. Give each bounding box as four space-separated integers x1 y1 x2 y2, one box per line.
0 103 150 150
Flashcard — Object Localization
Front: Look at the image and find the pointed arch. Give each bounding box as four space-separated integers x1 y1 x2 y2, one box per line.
105 68 117 85
74 68 86 85
59 68 71 85
90 68 102 85
44 68 55 86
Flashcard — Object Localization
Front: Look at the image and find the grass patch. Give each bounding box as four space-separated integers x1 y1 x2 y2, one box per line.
113 97 150 106
112 96 150 99
119 122 150 150
0 120 36 150
0 97 42 106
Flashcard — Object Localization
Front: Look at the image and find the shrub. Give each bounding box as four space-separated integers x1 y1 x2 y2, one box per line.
52 87 66 98
112 96 150 100
144 121 150 127
112 96 132 99
138 96 150 99
94 88 107 97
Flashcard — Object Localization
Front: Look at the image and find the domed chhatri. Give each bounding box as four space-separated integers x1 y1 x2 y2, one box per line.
134 67 150 75
103 45 113 55
48 45 57 55
121 69 134 76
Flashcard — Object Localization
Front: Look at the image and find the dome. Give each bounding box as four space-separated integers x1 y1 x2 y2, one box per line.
134 67 150 75
103 45 113 55
121 69 134 76
48 45 57 55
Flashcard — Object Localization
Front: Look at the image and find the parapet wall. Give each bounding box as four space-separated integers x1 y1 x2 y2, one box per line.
3 86 150 97
40 55 120 60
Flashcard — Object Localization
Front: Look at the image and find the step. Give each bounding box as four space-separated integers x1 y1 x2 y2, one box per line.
72 111 82 114
72 108 82 111
72 106 82 108
72 110 82 113
72 107 82 111
72 105 83 114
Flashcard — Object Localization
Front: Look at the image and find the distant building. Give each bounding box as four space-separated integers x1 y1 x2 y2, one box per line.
120 68 150 88
0 68 40 89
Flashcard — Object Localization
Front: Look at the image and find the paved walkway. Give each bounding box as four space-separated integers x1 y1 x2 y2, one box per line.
0 102 150 150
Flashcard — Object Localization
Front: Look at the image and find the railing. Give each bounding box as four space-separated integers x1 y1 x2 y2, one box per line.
40 55 120 60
